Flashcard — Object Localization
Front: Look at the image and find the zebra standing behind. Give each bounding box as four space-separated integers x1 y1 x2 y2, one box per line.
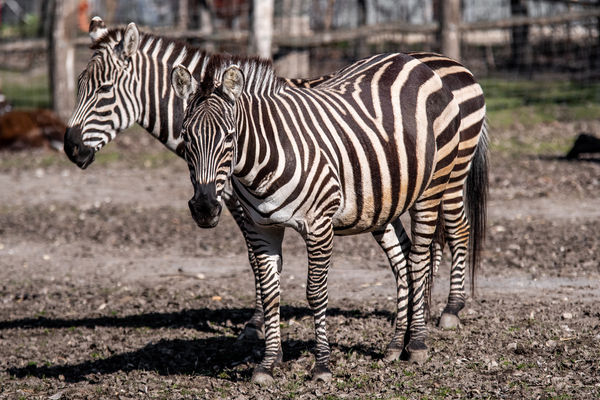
172 52 485 383
63 18 487 344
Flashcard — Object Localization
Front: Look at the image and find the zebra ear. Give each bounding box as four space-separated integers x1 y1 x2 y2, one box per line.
221 66 244 101
171 65 197 101
121 22 140 59
89 16 108 44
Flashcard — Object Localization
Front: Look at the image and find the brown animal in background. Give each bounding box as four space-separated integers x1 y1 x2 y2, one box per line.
0 109 66 151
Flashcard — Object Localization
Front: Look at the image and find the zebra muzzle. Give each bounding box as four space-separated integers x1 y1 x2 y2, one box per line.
188 184 222 228
64 126 95 169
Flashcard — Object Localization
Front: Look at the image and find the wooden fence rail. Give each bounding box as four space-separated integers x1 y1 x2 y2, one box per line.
1 9 598 55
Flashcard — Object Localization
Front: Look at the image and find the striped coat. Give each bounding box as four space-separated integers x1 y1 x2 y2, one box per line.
173 52 484 383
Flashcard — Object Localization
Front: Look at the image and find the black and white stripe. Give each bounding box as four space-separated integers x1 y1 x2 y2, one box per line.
174 52 488 383
66 21 488 364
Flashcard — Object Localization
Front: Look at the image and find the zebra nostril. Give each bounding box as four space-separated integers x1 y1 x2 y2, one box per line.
72 145 79 157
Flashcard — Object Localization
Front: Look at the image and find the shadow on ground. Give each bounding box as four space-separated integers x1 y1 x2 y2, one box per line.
0 306 392 332
3 306 391 382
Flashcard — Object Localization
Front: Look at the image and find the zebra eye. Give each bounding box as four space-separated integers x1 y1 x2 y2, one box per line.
98 84 112 93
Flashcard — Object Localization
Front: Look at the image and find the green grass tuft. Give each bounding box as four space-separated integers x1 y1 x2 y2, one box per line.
481 78 600 130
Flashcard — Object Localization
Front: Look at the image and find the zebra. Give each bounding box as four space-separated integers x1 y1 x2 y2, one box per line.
63 17 487 341
171 53 487 383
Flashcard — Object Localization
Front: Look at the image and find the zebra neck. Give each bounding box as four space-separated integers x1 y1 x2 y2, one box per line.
233 95 284 187
133 37 209 155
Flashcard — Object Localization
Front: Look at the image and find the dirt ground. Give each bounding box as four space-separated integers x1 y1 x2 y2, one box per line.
0 121 599 399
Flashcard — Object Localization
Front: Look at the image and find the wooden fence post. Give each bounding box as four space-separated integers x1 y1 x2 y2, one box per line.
178 0 189 31
510 0 531 71
251 0 274 59
439 0 461 61
274 0 310 78
48 0 78 122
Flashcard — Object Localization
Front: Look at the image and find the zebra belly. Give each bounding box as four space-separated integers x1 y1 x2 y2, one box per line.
331 152 437 235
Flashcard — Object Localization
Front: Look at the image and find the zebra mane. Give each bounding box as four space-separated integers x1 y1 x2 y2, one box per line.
90 27 200 60
91 27 284 97
199 54 285 97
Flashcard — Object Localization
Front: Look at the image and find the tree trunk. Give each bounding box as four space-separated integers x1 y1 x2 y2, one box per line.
438 0 461 61
251 0 274 59
48 0 78 123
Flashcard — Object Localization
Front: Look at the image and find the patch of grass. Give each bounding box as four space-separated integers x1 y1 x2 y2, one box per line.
217 370 230 379
482 78 600 130
434 387 463 399
516 362 536 370
94 150 123 165
214 385 231 397
0 70 50 109
283 377 305 399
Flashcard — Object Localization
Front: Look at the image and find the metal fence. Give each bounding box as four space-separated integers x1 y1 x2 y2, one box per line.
0 0 599 111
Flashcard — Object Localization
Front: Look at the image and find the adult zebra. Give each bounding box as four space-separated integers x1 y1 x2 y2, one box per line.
64 18 487 340
172 53 486 383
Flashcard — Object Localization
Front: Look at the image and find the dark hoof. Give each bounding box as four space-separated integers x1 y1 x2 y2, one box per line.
407 348 429 364
238 323 264 342
311 365 332 382
251 366 274 385
438 313 460 330
383 344 403 362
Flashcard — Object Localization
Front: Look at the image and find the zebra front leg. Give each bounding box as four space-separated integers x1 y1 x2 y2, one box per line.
406 201 442 364
305 222 335 382
438 193 470 330
221 191 265 340
372 219 412 362
247 225 285 385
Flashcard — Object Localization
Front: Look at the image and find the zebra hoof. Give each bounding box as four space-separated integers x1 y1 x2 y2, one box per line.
406 341 428 364
251 366 274 385
438 313 460 330
239 323 264 342
383 345 403 362
407 348 429 365
311 365 332 382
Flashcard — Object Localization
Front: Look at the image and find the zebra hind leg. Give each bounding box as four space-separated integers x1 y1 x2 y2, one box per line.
405 199 444 364
438 192 470 330
372 219 412 362
240 248 265 341
305 222 335 382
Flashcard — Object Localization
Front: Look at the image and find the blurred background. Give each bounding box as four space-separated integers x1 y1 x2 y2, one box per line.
0 0 599 149
0 4 599 397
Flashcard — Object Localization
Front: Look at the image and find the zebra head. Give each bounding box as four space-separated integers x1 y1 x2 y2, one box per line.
171 65 244 228
64 18 140 169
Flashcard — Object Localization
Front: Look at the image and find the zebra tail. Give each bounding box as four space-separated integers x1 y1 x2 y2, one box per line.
465 118 489 296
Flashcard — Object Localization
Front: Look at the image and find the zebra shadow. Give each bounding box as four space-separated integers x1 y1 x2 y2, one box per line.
5 322 384 383
532 154 600 164
6 336 380 383
0 306 393 332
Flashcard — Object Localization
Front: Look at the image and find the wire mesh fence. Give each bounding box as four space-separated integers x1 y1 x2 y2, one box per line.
0 0 598 118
